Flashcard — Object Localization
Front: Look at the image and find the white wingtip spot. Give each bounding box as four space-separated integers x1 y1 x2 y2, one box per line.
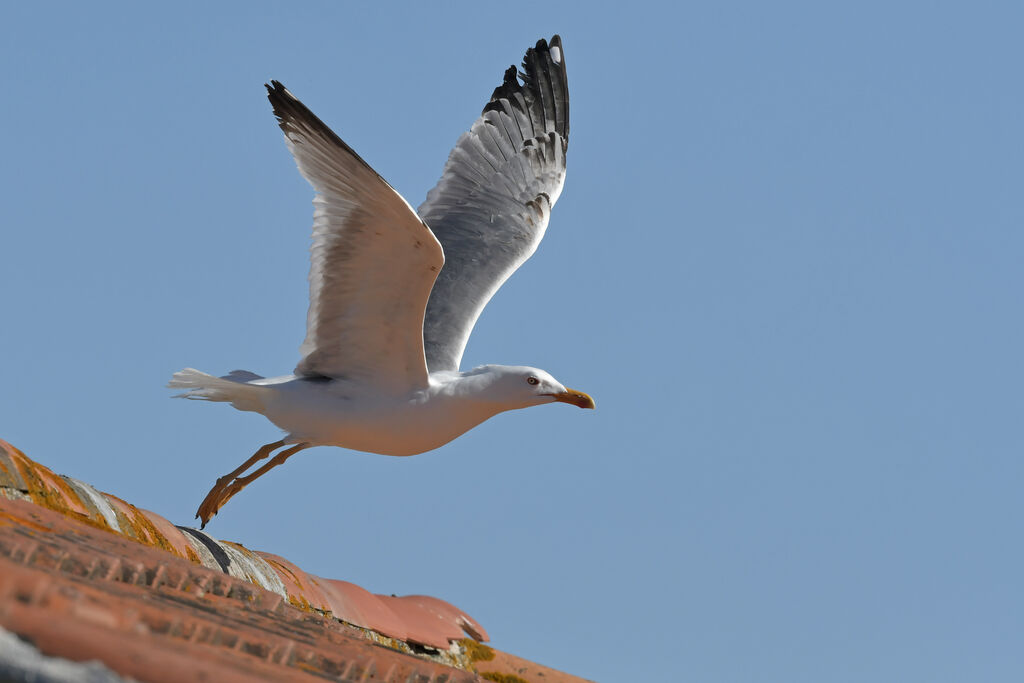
550 45 562 64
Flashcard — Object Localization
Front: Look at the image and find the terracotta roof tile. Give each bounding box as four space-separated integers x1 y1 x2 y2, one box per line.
257 551 334 612
0 438 595 682
378 595 480 649
397 595 490 643
138 506 196 561
317 577 411 642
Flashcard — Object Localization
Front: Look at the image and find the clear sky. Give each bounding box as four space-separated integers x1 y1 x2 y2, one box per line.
2 2 1022 681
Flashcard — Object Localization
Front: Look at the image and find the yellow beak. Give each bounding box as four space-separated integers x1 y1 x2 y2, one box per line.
548 387 596 409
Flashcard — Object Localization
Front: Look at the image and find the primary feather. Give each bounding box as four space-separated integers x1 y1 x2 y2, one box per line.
418 36 570 372
266 81 444 392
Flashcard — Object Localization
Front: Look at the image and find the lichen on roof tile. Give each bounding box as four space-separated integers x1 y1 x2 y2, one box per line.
0 439 595 682
60 476 121 531
219 541 288 599
256 552 333 613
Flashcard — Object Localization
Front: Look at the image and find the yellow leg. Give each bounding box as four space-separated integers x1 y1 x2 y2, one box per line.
211 443 309 519
196 439 296 528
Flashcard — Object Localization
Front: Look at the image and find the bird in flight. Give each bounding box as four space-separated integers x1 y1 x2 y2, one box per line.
169 36 592 528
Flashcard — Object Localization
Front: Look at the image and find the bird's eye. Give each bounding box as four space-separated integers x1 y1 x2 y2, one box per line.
527 376 539 385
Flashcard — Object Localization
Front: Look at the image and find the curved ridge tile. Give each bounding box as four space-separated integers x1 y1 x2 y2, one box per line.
0 439 495 654
397 595 489 642
256 552 332 612
376 595 464 649
0 442 29 491
218 542 288 599
312 577 408 642
177 527 232 573
16 454 92 519
137 508 196 562
97 494 141 540
61 477 120 531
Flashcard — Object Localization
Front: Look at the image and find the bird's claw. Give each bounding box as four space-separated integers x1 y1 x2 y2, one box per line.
196 482 228 529
196 478 248 529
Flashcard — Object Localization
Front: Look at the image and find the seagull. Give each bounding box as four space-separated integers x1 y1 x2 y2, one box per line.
169 36 592 528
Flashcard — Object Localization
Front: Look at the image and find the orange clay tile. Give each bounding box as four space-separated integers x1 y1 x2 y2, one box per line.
0 499 480 682
256 551 334 613
398 594 490 643
0 438 595 682
378 595 473 649
138 506 197 561
315 577 410 643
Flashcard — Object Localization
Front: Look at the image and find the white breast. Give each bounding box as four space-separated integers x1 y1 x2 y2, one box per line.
257 377 502 456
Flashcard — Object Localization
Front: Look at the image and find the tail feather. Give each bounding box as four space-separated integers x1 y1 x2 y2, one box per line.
168 368 268 413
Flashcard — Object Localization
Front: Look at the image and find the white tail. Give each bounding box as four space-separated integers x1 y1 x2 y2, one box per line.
168 368 268 413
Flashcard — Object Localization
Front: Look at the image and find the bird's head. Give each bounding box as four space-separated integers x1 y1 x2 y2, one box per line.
469 365 595 411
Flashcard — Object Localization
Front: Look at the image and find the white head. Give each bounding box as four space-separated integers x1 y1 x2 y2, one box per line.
464 365 595 411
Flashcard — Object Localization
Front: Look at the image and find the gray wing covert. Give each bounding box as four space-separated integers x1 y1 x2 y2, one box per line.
417 36 569 372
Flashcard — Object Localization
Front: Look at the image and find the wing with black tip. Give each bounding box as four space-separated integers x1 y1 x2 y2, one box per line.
417 36 570 372
267 81 444 391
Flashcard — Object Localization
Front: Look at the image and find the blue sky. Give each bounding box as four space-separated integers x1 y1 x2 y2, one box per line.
2 2 1022 681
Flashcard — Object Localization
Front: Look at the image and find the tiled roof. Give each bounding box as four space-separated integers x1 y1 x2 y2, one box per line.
0 439 593 683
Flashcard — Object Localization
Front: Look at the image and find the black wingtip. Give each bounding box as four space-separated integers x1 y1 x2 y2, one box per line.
265 80 289 102
265 80 311 131
483 35 569 142
530 35 563 58
262 76 395 184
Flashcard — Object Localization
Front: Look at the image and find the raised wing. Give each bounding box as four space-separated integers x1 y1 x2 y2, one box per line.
267 81 444 392
417 36 569 372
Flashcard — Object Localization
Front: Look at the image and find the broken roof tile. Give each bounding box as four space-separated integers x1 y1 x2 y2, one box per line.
378 595 474 649
399 594 491 643
314 577 409 643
